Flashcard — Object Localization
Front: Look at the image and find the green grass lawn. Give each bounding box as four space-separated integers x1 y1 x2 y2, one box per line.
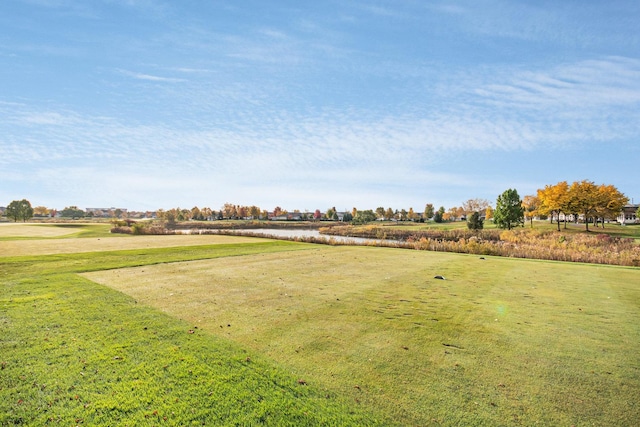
2 224 639 425
1 241 381 426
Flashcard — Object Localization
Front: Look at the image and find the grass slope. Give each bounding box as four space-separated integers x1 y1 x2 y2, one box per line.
1 241 383 426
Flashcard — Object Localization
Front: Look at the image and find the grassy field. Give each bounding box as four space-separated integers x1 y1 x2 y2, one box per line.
2 224 639 425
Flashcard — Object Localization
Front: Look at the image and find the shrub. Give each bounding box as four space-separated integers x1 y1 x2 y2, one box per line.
110 226 132 234
466 212 484 230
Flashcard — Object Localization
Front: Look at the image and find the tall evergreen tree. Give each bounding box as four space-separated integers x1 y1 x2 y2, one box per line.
494 189 524 230
466 211 484 230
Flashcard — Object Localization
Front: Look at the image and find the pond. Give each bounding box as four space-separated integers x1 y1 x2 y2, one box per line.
183 228 398 246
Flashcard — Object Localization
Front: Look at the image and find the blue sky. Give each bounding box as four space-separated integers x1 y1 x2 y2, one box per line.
1 0 639 212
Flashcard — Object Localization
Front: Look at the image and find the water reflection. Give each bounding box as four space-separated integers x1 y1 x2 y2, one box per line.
204 228 395 246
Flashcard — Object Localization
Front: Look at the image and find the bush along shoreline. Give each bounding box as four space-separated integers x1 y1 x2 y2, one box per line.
320 225 640 266
110 222 640 267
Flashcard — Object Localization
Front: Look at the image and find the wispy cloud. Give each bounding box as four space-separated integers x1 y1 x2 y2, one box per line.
475 57 640 110
7 56 636 172
117 69 186 83
18 111 82 125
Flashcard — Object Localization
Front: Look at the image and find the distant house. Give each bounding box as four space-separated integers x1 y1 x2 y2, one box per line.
557 213 578 223
268 211 319 221
269 214 287 221
618 204 639 224
269 212 306 221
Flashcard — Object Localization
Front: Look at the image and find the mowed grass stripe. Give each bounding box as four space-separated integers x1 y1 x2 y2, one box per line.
0 233 269 257
1 241 384 426
84 246 640 426
0 223 121 242
0 241 310 275
0 223 83 239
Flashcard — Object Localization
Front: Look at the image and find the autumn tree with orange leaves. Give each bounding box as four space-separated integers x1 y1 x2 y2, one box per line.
538 180 627 231
537 181 570 231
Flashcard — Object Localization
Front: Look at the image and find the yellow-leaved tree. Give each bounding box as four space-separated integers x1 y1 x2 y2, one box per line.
564 180 628 231
537 181 569 231
521 195 540 228
484 206 494 221
567 180 601 231
595 184 628 228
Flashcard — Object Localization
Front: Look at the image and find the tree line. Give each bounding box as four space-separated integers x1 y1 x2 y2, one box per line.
464 181 629 232
4 180 633 230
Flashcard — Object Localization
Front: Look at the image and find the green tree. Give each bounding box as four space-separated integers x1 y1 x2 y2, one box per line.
325 207 336 220
353 209 377 224
424 204 434 220
6 199 34 222
466 211 484 230
494 189 524 230
60 206 85 219
433 206 445 223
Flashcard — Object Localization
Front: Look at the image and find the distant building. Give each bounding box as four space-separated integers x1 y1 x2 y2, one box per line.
618 204 639 224
269 212 305 221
